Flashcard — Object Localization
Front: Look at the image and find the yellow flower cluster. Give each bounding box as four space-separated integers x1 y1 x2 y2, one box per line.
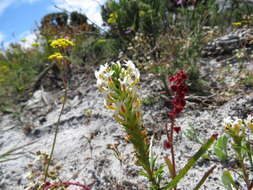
223 115 253 132
50 38 74 49
48 52 64 60
232 22 242 27
107 13 118 24
0 65 9 73
97 39 107 44
31 43 40 48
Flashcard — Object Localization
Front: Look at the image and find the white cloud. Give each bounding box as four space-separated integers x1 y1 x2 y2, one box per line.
19 31 37 48
0 0 14 15
51 0 107 26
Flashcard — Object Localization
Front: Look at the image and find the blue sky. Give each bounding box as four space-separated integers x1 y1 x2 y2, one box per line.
0 0 106 47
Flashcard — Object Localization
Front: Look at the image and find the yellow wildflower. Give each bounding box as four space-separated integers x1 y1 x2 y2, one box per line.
233 123 241 131
246 115 253 131
0 65 9 73
97 39 106 44
48 52 64 60
107 12 118 24
141 130 148 136
50 38 74 49
109 13 118 19
139 10 145 17
248 122 253 131
106 104 117 110
31 43 40 48
232 22 242 27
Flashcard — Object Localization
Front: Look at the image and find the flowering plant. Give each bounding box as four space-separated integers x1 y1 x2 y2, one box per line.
50 38 74 49
24 38 90 189
220 116 253 190
48 52 64 60
24 152 90 190
96 61 218 190
107 13 118 24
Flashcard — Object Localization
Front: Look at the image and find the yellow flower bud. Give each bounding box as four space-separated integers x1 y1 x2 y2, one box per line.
233 123 241 131
48 52 64 60
120 104 126 113
106 104 117 110
247 122 253 131
141 130 148 136
232 22 242 27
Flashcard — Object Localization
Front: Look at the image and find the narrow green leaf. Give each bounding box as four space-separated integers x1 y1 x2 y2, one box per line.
0 157 21 163
164 157 175 178
162 135 217 190
139 171 149 178
193 165 217 190
246 142 253 169
0 141 36 162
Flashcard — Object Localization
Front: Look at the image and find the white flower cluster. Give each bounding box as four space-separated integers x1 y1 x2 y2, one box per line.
95 60 140 92
95 60 140 111
223 115 253 131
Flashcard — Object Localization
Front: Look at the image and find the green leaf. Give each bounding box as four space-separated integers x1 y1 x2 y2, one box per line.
162 135 217 190
246 142 253 169
164 157 175 178
183 124 202 144
222 171 239 190
214 135 228 161
139 171 149 178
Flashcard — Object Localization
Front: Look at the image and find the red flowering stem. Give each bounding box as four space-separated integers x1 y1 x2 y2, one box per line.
63 182 91 190
166 70 188 190
170 119 176 180
165 122 176 180
44 181 91 190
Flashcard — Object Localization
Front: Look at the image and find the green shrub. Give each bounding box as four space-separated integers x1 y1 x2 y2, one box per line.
0 44 46 109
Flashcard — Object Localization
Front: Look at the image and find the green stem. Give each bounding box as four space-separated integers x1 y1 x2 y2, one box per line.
234 140 250 188
44 61 68 182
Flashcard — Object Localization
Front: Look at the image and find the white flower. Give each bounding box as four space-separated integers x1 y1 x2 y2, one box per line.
223 117 232 126
125 60 136 70
24 172 33 180
95 60 140 93
96 78 104 86
233 117 243 125
245 115 253 125
95 63 109 80
104 70 114 78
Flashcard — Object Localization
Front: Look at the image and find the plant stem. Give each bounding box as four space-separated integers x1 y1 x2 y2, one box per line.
170 119 177 190
235 141 250 188
44 62 68 182
165 119 177 190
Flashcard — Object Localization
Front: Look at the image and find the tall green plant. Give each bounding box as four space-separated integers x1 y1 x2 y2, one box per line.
95 61 217 189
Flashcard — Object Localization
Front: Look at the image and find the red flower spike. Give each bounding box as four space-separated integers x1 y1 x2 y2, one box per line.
163 140 172 149
170 84 178 91
173 127 181 134
168 70 188 119
212 134 219 139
